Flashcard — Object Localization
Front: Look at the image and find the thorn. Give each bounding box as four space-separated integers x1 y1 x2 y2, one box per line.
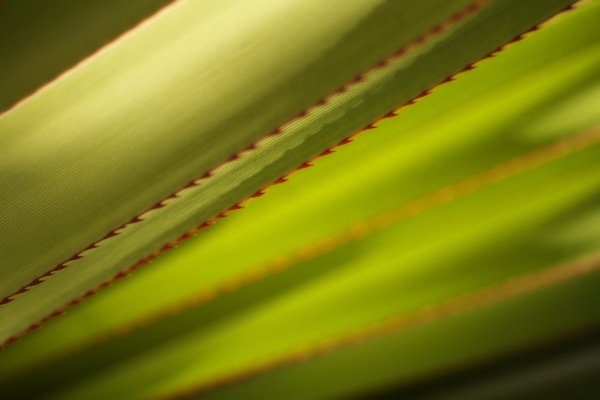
80 291 97 300
336 137 353 146
164 193 178 201
363 124 377 130
148 250 160 259
53 263 69 271
31 320 46 329
419 89 433 98
66 254 83 262
124 263 140 272
162 243 176 251
114 272 130 280
198 221 213 229
298 162 313 170
178 232 195 242
14 288 27 297
149 200 165 210
228 203 244 211
250 190 266 199
131 258 148 267
180 178 198 189
104 231 120 241
83 242 99 251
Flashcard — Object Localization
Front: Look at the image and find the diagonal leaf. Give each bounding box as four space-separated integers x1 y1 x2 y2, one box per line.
0 0 577 345
3 0 597 365
2 2 600 393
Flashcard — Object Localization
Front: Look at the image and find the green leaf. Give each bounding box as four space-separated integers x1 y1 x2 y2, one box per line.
0 0 577 343
1 2 600 399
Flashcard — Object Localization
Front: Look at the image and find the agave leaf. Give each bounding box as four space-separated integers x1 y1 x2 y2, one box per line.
2 0 596 363
9 122 600 400
1 2 599 399
0 0 578 345
0 0 475 320
0 0 476 299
